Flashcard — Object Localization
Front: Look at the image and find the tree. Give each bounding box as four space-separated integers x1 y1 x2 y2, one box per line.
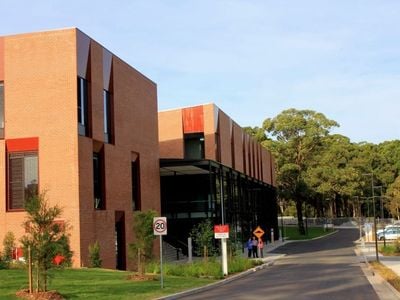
190 219 215 260
88 241 102 268
129 210 157 275
305 134 361 217
243 126 267 143
386 176 400 220
262 109 339 234
20 192 71 292
2 232 15 264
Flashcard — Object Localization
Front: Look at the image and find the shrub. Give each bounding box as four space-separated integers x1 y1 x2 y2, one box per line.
129 210 157 275
88 241 102 268
0 253 8 270
2 231 15 264
190 219 216 260
395 239 400 253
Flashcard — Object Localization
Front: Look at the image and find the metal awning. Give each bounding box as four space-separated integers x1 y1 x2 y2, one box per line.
160 165 210 176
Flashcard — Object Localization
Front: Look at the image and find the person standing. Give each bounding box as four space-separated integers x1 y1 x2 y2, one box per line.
251 236 258 258
258 238 264 258
246 237 253 258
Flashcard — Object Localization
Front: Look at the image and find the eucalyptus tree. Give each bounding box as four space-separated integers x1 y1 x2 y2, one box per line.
305 134 361 217
386 176 400 220
262 109 338 234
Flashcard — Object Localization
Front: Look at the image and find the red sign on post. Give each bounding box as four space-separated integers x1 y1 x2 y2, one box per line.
214 224 229 239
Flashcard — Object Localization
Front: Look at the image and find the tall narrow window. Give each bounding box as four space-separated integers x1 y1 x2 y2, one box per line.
131 155 141 211
103 90 113 143
184 133 205 159
78 77 89 136
93 152 105 210
0 82 4 138
8 152 38 210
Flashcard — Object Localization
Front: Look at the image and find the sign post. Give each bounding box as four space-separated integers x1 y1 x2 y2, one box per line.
153 217 167 288
253 226 265 258
214 224 229 276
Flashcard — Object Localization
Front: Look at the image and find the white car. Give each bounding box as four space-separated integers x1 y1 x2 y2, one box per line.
376 225 400 235
377 227 400 240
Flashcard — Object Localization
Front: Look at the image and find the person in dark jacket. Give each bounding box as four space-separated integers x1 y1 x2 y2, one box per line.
251 236 258 258
246 237 253 258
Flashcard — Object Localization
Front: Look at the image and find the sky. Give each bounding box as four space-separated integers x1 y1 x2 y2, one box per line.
1 0 399 144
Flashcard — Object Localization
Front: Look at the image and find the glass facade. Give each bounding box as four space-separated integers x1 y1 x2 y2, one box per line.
160 159 277 254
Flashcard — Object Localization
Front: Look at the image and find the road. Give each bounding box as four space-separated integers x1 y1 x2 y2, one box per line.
179 229 379 300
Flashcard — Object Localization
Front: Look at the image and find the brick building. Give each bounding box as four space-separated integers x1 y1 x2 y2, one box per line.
158 104 278 251
0 28 160 269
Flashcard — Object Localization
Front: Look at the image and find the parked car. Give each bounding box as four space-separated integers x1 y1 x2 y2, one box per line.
376 225 400 235
377 227 400 240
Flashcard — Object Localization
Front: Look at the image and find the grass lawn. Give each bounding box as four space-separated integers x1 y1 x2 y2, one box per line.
283 226 335 240
0 268 216 299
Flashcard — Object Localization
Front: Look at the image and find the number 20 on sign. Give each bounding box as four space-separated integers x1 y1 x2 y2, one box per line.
153 217 167 235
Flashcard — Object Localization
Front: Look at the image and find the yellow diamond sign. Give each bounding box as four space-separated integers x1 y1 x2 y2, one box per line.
253 226 265 239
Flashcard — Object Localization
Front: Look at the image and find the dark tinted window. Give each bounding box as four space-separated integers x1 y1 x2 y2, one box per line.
184 133 205 159
131 157 141 211
103 90 113 143
93 152 105 210
78 77 89 136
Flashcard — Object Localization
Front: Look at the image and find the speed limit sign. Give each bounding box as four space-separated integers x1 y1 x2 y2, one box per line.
153 217 167 235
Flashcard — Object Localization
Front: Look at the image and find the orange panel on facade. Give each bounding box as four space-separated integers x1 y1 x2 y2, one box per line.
6 137 39 152
182 105 204 133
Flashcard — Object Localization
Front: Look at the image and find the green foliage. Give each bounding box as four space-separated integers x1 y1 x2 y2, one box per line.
243 126 267 142
1 231 15 269
129 210 157 274
256 107 400 221
0 255 8 270
386 176 400 220
190 219 216 259
88 241 102 268
20 192 72 292
263 109 338 234
146 256 261 279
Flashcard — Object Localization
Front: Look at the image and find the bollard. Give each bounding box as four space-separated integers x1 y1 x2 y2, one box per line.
188 237 192 263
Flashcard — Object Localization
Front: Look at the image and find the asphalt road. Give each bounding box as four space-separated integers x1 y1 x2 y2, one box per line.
179 229 379 300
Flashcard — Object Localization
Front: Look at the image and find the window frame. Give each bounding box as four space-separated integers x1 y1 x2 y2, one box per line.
103 89 114 144
78 77 90 136
7 151 39 211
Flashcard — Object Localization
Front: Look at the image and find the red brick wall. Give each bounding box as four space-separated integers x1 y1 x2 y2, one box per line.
0 28 80 265
0 28 161 270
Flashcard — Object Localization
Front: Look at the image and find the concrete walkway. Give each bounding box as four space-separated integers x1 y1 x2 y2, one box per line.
358 241 400 275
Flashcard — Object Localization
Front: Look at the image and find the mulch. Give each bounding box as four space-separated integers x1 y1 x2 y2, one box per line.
16 289 65 300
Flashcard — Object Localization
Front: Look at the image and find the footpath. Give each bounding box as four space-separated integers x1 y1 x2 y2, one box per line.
357 240 400 299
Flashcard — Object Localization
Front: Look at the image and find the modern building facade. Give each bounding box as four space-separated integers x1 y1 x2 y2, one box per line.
0 28 161 269
159 104 278 251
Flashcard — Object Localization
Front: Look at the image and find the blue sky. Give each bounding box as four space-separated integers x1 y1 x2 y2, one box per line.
1 1 399 143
